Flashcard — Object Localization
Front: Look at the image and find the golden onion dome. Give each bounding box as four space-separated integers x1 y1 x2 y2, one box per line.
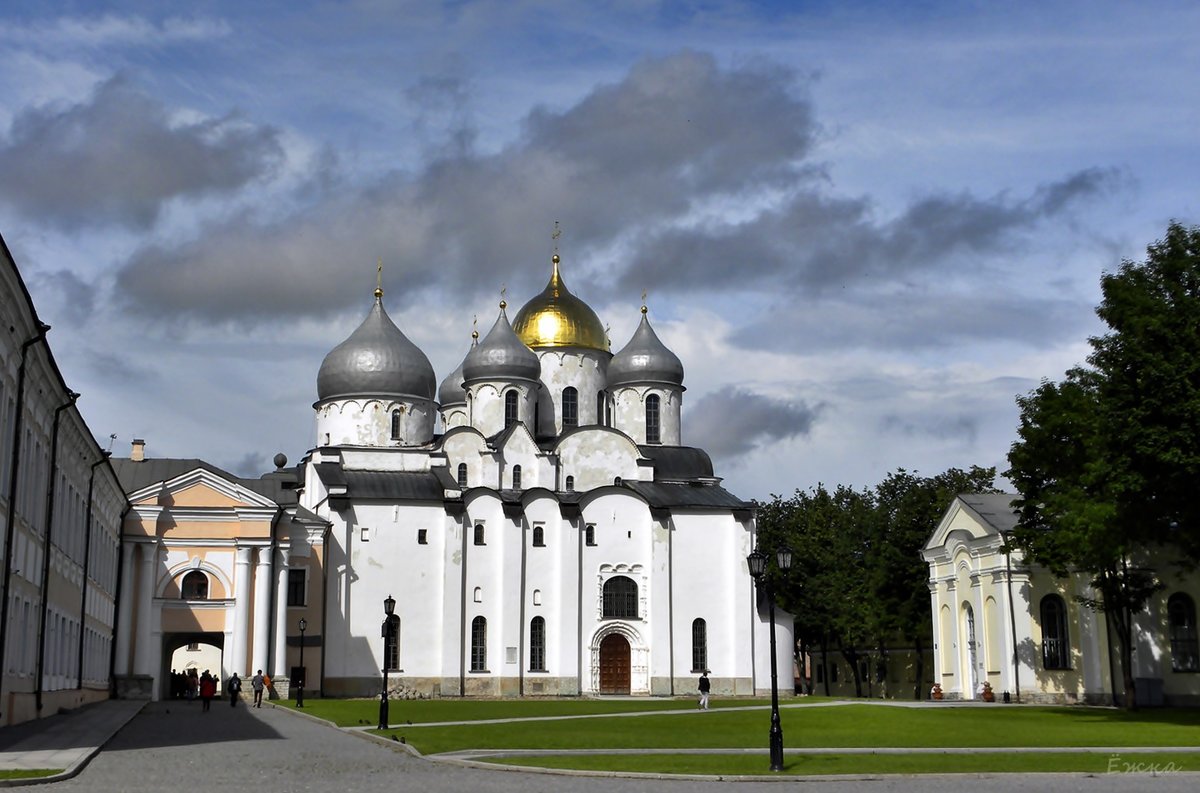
512 254 609 351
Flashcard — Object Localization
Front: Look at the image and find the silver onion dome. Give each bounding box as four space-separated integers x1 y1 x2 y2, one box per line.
317 296 436 401
462 304 541 383
438 353 468 405
608 308 684 387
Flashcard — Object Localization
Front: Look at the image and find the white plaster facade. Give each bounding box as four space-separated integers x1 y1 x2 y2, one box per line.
303 263 790 698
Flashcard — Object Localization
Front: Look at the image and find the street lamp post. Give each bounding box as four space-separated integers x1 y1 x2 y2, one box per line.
296 617 307 707
379 594 396 731
747 546 793 772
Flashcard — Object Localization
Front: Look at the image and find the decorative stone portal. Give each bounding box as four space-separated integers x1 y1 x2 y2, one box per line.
599 633 630 694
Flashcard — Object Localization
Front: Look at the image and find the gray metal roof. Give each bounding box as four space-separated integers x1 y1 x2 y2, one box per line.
320 469 445 501
437 350 468 405
637 445 714 480
624 481 750 510
316 296 436 402
462 306 541 383
608 311 684 387
109 457 299 506
958 492 1020 533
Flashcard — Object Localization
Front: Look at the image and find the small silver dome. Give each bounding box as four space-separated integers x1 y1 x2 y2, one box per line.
317 297 436 401
438 353 468 405
462 305 541 383
608 310 684 387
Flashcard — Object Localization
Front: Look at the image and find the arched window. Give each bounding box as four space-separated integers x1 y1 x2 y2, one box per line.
532 524 545 547
691 618 708 673
596 391 606 426
457 463 468 488
512 465 522 490
390 409 402 440
562 387 578 429
504 390 519 428
1040 595 1070 669
565 475 574 491
645 394 661 444
471 616 487 672
474 524 485 546
1168 593 1199 672
181 571 208 600
602 576 638 619
585 524 595 546
530 616 546 672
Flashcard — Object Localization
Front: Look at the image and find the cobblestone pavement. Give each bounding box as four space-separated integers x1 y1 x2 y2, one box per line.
54 701 1200 793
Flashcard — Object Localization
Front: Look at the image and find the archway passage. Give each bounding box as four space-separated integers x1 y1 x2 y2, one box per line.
599 633 631 694
162 632 225 700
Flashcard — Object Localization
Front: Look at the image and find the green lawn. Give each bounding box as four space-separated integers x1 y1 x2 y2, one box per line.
378 703 1200 755
485 752 1199 776
0 769 61 780
281 695 742 727
281 697 1200 776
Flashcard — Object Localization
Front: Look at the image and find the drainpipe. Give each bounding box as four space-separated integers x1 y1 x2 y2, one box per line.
518 514 527 697
34 391 78 712
0 323 50 721
459 513 468 697
77 452 111 689
108 501 131 699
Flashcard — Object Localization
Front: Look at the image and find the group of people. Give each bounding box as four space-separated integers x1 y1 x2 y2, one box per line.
167 667 271 710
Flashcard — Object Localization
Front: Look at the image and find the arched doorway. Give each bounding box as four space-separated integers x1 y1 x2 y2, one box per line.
599 633 630 694
162 632 225 700
961 604 978 699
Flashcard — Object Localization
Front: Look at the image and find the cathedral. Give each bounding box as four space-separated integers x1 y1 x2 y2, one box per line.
107 252 790 701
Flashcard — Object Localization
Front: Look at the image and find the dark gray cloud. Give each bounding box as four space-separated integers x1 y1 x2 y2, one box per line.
0 76 283 230
113 51 819 321
731 288 1096 353
28 269 97 327
225 451 268 478
879 413 979 444
685 385 821 461
621 167 1120 294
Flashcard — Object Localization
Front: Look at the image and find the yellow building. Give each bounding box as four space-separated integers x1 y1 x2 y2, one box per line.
109 444 328 700
923 494 1200 705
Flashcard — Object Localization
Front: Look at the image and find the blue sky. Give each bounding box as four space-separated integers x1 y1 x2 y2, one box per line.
1 1 1196 500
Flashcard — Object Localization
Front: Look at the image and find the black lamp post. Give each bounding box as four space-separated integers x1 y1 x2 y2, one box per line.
296 617 307 707
379 594 396 731
748 546 793 772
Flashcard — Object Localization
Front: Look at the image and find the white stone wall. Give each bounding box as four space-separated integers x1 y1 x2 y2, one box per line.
610 385 682 446
466 380 538 438
315 397 435 447
534 349 610 436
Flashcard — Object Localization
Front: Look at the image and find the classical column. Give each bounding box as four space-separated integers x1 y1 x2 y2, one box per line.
272 546 290 677
114 541 137 675
132 540 159 676
231 545 253 675
251 546 273 673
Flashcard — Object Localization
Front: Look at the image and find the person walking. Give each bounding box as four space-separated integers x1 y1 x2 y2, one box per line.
698 670 711 710
251 670 265 708
228 672 242 707
199 671 215 712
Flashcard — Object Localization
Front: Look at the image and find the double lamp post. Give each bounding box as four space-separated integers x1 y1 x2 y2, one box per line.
747 545 793 773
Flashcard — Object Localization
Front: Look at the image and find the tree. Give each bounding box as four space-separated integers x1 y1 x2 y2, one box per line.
1006 221 1200 710
872 466 999 698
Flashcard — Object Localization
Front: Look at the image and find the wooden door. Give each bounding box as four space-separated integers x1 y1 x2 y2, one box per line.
599 634 630 694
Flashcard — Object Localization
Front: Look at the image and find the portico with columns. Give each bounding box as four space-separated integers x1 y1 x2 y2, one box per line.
110 446 328 700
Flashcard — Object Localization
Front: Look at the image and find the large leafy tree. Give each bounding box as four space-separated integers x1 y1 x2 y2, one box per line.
872 466 999 698
757 466 997 699
1006 221 1200 709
